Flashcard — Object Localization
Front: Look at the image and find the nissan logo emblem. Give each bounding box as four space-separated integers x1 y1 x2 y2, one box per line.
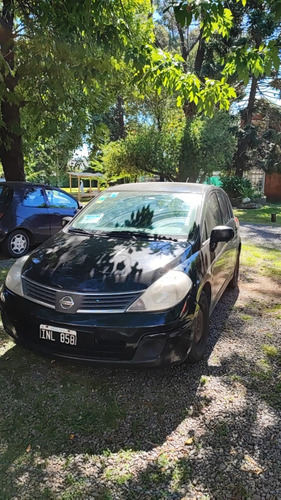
59 296 75 310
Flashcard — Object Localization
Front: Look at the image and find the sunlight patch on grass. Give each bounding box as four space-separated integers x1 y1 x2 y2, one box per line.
234 203 281 225
241 314 253 321
241 244 281 281
262 344 281 362
0 265 10 285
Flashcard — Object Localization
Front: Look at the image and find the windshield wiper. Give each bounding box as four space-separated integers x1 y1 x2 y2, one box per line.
68 228 179 242
154 234 179 242
104 230 150 239
104 230 179 242
68 227 93 236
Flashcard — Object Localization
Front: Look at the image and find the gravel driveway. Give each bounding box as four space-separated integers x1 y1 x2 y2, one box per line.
0 226 280 500
240 223 281 249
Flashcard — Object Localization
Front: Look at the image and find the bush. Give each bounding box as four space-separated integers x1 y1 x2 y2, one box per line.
221 176 254 198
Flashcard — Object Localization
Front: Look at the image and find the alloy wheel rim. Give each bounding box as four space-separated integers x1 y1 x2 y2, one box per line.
10 234 27 254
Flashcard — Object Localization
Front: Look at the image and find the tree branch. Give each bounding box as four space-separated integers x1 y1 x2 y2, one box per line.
176 23 188 72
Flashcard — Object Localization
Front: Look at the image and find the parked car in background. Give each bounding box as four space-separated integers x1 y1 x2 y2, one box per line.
0 182 80 257
1 182 241 367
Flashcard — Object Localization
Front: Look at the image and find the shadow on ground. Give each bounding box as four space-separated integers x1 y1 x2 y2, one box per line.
1 285 280 499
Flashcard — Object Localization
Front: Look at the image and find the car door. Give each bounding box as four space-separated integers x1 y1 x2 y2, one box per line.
45 188 79 235
200 192 226 305
216 190 237 281
21 187 51 243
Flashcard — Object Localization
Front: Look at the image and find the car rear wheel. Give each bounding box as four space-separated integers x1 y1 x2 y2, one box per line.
188 291 210 364
4 230 30 258
228 254 240 289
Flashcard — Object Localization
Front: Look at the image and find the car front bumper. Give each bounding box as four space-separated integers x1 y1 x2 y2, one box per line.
0 286 194 368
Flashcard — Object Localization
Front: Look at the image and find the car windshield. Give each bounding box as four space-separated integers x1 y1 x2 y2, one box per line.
71 190 201 239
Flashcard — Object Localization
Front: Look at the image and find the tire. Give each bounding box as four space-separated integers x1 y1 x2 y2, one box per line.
228 255 240 289
3 229 30 258
188 291 210 364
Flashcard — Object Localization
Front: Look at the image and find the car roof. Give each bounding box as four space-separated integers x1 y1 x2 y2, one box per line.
0 181 63 190
106 182 216 194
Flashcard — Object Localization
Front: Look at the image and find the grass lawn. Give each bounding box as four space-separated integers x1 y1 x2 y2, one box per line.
241 244 281 281
233 202 281 225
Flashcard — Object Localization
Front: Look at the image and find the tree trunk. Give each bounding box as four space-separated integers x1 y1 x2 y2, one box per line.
176 23 188 73
0 0 25 180
0 101 25 180
234 23 261 178
177 170 197 182
178 29 205 182
245 76 258 126
116 95 126 139
234 76 258 178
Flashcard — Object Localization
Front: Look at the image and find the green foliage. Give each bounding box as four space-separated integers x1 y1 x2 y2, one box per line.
223 41 280 86
101 111 237 182
167 0 235 38
221 176 253 198
149 0 281 114
134 46 238 116
2 0 280 181
0 0 154 179
101 123 184 181
235 101 281 176
178 112 237 181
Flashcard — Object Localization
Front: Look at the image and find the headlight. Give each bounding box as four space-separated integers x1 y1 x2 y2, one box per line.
127 271 192 312
5 256 29 297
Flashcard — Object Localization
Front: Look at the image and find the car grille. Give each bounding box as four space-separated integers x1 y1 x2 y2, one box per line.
22 277 142 313
23 278 56 307
79 294 140 312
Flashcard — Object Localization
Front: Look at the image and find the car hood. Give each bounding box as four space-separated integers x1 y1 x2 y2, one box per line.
22 230 193 293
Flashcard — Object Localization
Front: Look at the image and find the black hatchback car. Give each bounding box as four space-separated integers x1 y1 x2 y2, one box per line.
0 182 79 257
0 183 241 367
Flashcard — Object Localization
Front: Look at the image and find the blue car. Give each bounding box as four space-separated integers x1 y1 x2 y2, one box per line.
0 182 241 367
0 182 80 257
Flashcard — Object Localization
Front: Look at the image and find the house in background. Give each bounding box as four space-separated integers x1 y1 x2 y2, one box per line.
243 102 281 202
264 172 281 201
245 168 281 201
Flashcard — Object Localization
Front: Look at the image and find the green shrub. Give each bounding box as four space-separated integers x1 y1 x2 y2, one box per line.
221 176 253 198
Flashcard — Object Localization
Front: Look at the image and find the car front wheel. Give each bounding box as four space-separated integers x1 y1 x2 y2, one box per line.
188 291 210 363
4 230 30 258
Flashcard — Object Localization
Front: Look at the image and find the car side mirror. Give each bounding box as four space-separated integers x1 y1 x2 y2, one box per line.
210 226 234 252
62 216 73 228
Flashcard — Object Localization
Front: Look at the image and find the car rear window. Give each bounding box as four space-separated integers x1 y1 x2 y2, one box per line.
0 186 12 204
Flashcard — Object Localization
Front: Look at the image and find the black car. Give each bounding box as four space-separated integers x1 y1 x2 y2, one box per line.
0 182 241 367
0 182 80 257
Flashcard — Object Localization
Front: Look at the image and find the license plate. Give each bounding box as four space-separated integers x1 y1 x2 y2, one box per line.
39 324 77 346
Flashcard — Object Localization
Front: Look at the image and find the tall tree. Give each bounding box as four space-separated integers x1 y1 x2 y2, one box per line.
100 110 237 182
0 0 153 180
231 0 280 176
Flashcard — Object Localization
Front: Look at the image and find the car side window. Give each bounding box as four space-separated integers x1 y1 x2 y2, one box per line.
226 195 234 220
0 186 12 204
204 193 222 239
46 189 78 209
216 191 230 225
23 188 47 208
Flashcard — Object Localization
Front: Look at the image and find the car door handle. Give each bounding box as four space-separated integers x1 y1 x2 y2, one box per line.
54 212 61 216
